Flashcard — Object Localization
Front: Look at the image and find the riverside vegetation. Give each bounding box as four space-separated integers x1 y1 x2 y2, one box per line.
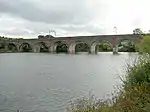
67 35 150 112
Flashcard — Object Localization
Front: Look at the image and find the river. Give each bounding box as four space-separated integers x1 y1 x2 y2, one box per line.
0 52 138 112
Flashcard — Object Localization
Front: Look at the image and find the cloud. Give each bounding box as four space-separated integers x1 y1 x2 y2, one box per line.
0 0 107 25
0 14 106 38
0 0 109 38
0 0 150 38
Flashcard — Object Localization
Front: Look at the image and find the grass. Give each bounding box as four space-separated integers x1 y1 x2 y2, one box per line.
67 54 150 112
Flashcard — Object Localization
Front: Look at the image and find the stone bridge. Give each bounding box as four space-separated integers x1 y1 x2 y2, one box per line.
0 34 142 54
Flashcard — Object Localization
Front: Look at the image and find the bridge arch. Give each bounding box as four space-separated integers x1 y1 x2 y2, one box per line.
68 41 90 53
54 41 69 53
8 43 18 52
19 42 32 52
33 42 49 52
117 39 136 52
75 42 90 53
90 40 113 53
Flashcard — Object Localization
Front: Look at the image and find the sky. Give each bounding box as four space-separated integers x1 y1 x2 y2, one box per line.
0 0 150 38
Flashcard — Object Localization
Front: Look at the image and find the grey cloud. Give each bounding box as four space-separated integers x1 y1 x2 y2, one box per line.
22 21 106 36
0 27 35 36
0 0 109 37
59 25 105 34
0 0 102 25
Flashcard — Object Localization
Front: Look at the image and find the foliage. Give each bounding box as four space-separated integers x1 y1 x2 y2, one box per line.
56 44 68 53
113 56 150 112
96 42 113 52
118 40 136 52
138 35 150 54
38 35 45 39
0 36 23 41
8 44 17 52
112 83 150 112
75 43 89 52
125 55 150 85
67 94 113 112
38 35 54 39
0 43 5 49
133 28 143 35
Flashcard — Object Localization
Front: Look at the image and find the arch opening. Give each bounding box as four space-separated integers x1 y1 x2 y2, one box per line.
8 43 17 52
54 41 68 53
75 43 90 53
19 43 32 52
117 39 136 52
39 42 49 52
56 43 68 53
95 41 113 52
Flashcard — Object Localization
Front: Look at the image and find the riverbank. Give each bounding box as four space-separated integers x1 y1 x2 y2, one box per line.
67 54 150 112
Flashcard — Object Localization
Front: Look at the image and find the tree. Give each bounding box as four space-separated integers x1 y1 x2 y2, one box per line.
38 35 54 39
38 35 44 39
44 35 54 38
133 28 143 35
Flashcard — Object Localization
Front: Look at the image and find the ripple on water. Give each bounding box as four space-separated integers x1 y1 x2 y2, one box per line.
0 53 138 112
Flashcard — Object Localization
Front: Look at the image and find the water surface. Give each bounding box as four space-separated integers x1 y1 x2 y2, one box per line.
0 53 137 112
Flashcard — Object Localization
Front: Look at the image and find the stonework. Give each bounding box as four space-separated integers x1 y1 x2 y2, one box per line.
0 34 142 54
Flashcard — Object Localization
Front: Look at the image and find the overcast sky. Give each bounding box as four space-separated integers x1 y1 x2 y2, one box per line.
0 0 150 38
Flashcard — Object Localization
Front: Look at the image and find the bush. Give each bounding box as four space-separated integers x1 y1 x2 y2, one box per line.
125 55 150 86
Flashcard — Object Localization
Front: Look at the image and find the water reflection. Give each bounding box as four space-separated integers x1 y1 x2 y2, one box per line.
0 53 137 112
